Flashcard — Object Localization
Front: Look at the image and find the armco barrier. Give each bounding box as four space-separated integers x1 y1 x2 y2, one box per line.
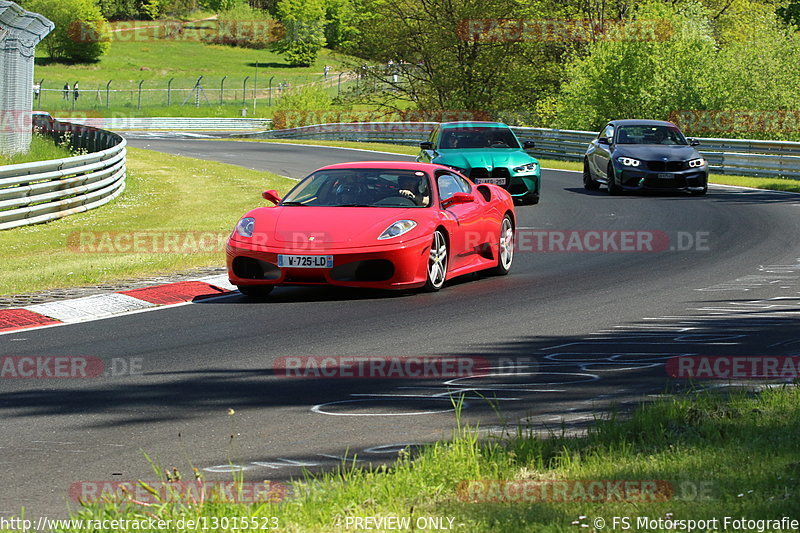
241 122 800 180
0 114 126 230
58 117 272 131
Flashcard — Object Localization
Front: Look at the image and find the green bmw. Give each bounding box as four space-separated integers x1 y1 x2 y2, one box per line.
417 121 540 204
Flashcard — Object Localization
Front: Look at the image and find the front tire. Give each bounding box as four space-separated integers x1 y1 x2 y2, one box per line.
583 159 600 191
607 163 622 195
237 285 274 298
489 215 514 276
423 230 448 292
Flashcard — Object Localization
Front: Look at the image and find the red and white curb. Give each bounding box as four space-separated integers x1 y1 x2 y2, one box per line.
0 275 237 334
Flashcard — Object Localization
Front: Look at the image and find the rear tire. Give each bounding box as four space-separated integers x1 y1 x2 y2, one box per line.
607 163 622 195
583 159 600 191
237 285 274 298
489 215 514 276
423 230 448 292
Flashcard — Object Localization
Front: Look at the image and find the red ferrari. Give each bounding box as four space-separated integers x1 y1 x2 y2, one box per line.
226 161 516 297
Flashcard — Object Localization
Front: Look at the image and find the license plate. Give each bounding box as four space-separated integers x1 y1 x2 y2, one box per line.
277 255 333 268
475 177 508 186
657 173 673 179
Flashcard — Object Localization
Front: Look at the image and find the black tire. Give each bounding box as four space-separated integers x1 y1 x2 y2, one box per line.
422 230 448 292
583 159 600 191
607 163 622 195
489 215 514 276
237 285 274 298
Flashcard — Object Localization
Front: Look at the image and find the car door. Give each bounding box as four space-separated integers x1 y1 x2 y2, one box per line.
591 123 614 179
417 125 439 163
436 171 485 272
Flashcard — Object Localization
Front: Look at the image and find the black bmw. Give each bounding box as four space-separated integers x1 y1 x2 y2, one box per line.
583 119 708 196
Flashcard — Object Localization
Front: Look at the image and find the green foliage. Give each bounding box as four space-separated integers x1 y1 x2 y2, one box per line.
210 3 276 48
274 0 327 67
200 0 244 11
324 0 362 49
554 1 800 137
27 0 110 62
350 0 564 118
271 84 334 128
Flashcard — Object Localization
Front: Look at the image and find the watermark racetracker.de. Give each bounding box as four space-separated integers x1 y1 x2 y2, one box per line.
0 356 143 378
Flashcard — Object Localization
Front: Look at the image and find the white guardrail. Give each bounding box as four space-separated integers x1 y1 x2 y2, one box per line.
58 117 272 131
241 122 800 180
0 114 126 230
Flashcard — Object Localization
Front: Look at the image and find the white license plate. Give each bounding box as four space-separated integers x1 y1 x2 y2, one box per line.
277 255 333 268
657 173 673 179
475 177 507 186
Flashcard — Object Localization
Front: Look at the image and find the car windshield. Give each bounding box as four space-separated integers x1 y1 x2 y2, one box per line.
616 125 688 145
439 127 520 149
280 169 432 208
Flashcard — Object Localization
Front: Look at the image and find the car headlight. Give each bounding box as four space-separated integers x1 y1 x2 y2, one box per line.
235 217 255 238
512 162 538 173
688 158 705 168
445 164 466 173
617 157 641 167
378 220 417 240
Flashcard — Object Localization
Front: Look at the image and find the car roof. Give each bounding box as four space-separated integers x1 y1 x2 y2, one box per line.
608 119 677 127
315 161 451 173
440 121 509 129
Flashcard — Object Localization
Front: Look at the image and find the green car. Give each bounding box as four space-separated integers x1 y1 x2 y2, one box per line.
417 121 540 204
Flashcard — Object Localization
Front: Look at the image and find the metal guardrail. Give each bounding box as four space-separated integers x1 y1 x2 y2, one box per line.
242 122 800 180
0 114 126 230
58 117 273 131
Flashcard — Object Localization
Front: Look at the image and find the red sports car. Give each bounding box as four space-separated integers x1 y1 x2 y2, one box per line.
226 161 516 297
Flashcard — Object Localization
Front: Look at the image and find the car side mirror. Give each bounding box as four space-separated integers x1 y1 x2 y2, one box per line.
419 141 434 150
441 192 474 208
523 140 536 149
689 138 700 146
597 137 610 145
262 190 280 205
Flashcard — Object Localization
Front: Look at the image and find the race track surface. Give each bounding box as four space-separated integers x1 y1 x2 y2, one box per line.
2 137 799 517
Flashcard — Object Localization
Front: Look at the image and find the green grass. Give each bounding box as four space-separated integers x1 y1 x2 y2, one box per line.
0 147 294 296
0 134 75 165
233 140 800 193
33 35 355 117
19 386 799 532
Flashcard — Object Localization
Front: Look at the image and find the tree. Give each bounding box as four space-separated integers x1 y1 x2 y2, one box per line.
348 0 566 118
26 0 110 62
274 0 327 67
553 2 717 130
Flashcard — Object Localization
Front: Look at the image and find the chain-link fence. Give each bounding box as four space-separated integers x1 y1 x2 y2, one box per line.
0 0 52 155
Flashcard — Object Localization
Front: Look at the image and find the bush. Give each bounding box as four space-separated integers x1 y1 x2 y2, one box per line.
27 0 110 62
271 85 335 128
207 3 277 49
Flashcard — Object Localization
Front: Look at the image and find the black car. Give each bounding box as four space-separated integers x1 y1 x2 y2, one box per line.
583 119 708 195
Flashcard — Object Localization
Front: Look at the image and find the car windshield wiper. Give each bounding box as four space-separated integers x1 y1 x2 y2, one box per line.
334 204 375 207
280 201 307 206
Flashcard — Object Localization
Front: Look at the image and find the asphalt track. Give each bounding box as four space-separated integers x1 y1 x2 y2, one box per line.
2 136 800 518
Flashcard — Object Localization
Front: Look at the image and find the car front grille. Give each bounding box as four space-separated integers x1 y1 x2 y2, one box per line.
646 161 687 171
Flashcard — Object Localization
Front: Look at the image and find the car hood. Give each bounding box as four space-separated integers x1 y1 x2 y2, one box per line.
247 206 427 247
433 149 536 170
613 144 700 161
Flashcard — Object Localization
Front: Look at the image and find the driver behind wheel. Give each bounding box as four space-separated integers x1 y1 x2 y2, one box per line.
397 175 430 206
332 174 366 205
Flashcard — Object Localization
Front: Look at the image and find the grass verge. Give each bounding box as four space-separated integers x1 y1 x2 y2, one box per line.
0 134 75 166
28 386 800 532
0 147 293 296
233 139 800 193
